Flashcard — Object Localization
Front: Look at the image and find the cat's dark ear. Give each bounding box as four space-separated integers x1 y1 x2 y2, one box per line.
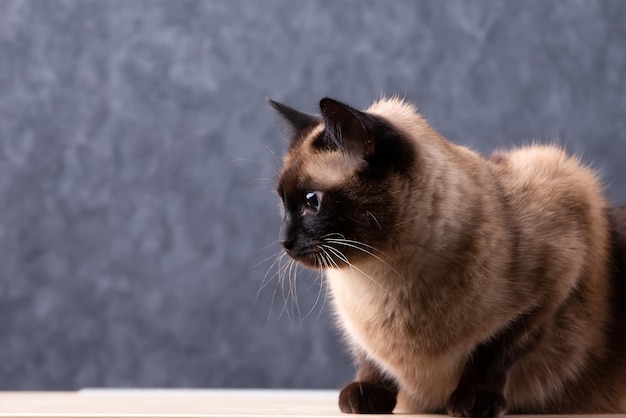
319 98 374 159
268 99 321 138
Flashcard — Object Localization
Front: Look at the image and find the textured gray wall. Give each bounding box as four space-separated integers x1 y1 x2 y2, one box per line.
0 0 625 390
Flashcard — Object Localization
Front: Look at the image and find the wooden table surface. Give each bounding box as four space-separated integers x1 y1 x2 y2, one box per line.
0 389 623 418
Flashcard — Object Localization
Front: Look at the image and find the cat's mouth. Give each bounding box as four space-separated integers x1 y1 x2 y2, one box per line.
283 247 324 269
284 243 352 270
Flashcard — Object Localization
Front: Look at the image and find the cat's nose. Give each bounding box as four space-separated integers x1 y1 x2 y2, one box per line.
279 217 296 251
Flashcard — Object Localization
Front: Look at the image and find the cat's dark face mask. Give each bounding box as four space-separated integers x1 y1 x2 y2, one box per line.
272 98 373 268
271 97 415 269
277 189 329 268
277 185 375 269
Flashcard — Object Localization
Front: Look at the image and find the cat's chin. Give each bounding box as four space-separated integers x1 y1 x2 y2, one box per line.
283 247 346 270
285 251 324 269
287 251 353 271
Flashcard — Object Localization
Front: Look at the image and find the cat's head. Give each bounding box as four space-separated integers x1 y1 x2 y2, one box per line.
270 97 420 269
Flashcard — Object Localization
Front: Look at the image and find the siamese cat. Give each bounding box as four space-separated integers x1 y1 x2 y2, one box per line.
269 96 626 416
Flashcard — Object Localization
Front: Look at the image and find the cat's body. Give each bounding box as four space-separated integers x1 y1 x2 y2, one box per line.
270 97 626 416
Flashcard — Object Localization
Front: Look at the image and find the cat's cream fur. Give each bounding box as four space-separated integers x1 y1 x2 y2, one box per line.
274 97 626 414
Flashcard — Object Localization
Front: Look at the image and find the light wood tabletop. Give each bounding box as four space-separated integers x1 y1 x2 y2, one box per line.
0 389 623 418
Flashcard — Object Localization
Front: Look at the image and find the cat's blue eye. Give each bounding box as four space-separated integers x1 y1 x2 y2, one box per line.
305 191 322 212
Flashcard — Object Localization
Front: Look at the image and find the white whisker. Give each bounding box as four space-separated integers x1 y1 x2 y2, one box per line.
256 251 287 305
316 247 340 319
324 238 409 286
251 249 285 270
367 211 383 231
265 252 291 323
282 258 300 321
301 254 326 320
322 244 410 316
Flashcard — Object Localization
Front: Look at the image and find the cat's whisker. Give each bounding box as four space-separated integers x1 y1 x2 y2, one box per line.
323 236 384 254
301 254 327 320
260 243 336 323
277 256 296 320
323 245 405 309
290 259 303 321
322 245 410 317
230 157 271 167
252 248 285 271
324 238 388 259
321 232 348 240
251 177 276 185
324 238 409 286
257 251 289 313
316 245 328 263
262 143 282 167
320 250 336 269
314 246 341 315
367 211 383 231
277 258 292 320
256 251 287 305
253 238 284 255
265 252 291 322
282 258 299 321
317 248 339 319
318 245 342 272
251 241 285 279
322 234 395 260
319 271 330 319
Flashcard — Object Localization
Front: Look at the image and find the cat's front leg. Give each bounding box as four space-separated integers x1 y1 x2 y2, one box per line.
447 311 543 417
448 382 507 417
447 344 510 417
339 356 398 414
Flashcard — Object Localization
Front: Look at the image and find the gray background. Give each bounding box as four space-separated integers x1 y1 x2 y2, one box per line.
0 0 625 390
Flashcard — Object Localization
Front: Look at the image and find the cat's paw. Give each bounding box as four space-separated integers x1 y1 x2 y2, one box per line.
447 387 507 417
338 381 397 414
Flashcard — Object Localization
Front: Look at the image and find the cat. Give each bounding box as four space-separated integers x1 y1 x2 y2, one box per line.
269 96 626 416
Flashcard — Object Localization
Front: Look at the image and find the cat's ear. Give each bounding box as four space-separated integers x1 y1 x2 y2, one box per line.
268 99 321 137
319 98 374 159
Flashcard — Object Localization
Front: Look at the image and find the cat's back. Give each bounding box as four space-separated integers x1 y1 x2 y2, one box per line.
494 144 603 204
491 144 607 240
